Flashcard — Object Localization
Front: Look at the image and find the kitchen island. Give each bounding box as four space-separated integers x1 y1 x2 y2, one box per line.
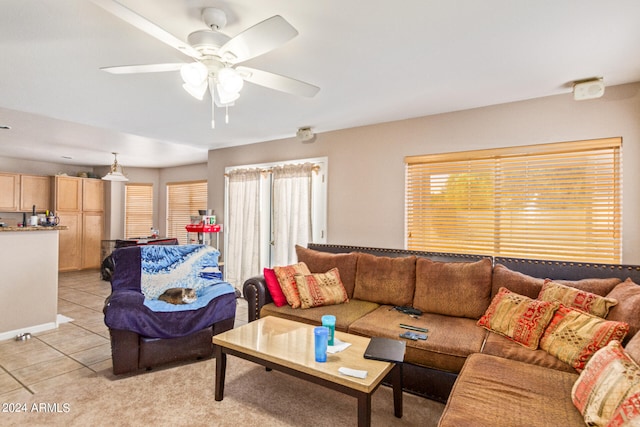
0 226 67 340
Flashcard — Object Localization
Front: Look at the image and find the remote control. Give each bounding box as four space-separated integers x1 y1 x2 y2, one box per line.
400 331 427 341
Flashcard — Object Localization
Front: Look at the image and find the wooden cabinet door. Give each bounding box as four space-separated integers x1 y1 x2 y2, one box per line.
0 173 19 211
55 176 82 212
82 212 103 269
58 212 82 271
82 179 104 212
20 175 51 212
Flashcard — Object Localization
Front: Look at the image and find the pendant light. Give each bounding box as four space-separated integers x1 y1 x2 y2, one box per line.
102 152 129 182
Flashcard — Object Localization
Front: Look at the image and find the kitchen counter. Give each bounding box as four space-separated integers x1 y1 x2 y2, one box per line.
0 225 68 232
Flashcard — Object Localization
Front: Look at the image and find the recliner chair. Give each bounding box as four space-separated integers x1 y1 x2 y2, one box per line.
103 244 236 374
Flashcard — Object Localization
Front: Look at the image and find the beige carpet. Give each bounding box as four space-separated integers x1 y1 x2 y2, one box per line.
5 356 445 426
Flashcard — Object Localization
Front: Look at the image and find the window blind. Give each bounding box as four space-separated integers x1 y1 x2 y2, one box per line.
405 137 622 263
124 183 153 239
166 180 207 244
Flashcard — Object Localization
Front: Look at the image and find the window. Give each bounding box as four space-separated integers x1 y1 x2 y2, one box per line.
166 180 208 244
405 138 622 263
124 183 153 238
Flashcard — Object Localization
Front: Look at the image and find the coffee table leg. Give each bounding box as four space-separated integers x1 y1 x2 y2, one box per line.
215 345 226 401
392 363 403 418
357 393 372 427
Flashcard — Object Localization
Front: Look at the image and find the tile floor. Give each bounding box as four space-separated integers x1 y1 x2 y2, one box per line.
0 270 247 401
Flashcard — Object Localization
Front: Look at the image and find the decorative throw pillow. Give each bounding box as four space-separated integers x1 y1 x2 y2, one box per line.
264 268 287 307
539 279 618 318
477 287 559 350
540 305 629 372
572 340 640 427
294 268 349 309
273 262 311 308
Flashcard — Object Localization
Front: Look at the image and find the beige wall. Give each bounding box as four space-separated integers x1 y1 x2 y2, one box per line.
208 82 640 264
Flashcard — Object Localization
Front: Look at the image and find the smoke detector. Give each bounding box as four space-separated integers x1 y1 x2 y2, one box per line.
296 127 314 142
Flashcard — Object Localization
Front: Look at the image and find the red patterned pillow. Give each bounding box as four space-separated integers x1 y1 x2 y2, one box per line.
273 262 311 308
294 268 349 309
541 305 629 372
572 341 640 426
539 279 618 318
477 287 559 349
264 268 287 307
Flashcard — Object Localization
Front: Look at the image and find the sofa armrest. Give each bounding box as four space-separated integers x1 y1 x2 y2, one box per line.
243 275 273 322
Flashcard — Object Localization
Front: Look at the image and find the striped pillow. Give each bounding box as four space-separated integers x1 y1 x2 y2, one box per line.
572 340 640 426
273 262 311 308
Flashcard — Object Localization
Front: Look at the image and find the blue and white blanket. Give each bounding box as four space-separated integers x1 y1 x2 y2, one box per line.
140 244 225 300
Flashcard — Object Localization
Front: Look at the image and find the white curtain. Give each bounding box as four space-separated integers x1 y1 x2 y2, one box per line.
272 163 314 266
225 168 261 288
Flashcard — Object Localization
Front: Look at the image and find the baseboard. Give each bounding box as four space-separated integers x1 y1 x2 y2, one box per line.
0 321 57 341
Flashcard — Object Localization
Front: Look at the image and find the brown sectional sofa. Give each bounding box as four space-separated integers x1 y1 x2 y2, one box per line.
242 243 640 426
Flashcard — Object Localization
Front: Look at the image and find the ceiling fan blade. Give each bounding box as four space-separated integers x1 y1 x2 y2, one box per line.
219 15 298 64
100 63 184 74
236 66 319 98
91 0 202 59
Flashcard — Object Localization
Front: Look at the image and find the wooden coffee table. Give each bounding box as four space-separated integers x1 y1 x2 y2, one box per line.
213 316 403 427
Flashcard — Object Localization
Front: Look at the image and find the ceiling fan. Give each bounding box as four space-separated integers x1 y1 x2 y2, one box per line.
92 1 320 128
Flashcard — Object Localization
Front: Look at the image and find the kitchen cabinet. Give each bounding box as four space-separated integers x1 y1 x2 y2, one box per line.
0 173 19 211
57 212 82 271
82 178 104 212
0 173 52 213
54 175 83 212
82 212 103 269
53 176 104 271
20 174 51 211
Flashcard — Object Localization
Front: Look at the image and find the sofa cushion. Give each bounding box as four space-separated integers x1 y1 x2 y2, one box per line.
348 306 487 373
439 353 583 427
491 263 621 299
259 299 380 332
607 279 640 344
352 253 416 307
572 340 640 427
554 277 621 296
492 263 545 298
481 332 576 373
273 262 311 308
414 257 492 319
294 268 349 309
540 305 629 372
264 268 288 307
295 245 359 299
477 287 559 349
539 279 618 318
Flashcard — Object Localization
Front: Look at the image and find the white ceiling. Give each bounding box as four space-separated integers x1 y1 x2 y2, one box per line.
1 0 639 168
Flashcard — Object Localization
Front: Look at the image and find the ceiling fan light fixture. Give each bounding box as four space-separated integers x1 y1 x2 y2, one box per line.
102 152 129 182
217 67 244 94
182 81 207 100
180 62 208 86
216 83 240 104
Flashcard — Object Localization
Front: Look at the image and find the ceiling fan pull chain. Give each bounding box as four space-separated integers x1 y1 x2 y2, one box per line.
225 105 230 124
210 77 216 129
